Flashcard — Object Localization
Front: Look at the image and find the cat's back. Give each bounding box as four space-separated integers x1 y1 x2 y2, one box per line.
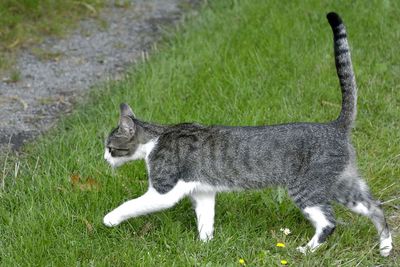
156 121 348 148
154 121 349 163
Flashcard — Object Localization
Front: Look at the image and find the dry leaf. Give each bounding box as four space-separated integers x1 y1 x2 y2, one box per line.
70 174 100 191
139 222 153 237
70 174 80 185
82 218 93 234
7 39 20 49
79 177 100 191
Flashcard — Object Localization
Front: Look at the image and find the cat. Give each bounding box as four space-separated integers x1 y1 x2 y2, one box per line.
103 12 392 257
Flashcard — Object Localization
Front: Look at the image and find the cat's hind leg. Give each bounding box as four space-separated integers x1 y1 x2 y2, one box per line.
335 178 392 257
296 205 336 254
190 191 216 242
103 180 197 227
347 200 392 257
288 181 336 253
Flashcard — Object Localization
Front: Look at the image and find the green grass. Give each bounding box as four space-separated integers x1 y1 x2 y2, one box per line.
0 0 104 71
1 0 400 266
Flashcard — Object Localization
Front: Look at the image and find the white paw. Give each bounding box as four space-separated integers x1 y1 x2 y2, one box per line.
103 212 122 227
380 235 393 257
199 232 213 242
296 246 309 254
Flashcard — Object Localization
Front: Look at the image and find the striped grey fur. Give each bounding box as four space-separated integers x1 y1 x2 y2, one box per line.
103 12 392 257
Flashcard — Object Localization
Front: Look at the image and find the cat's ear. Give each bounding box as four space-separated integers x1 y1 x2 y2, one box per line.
119 103 136 135
120 103 135 118
119 115 135 135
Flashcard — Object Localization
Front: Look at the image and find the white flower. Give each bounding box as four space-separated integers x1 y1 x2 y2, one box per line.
280 228 291 235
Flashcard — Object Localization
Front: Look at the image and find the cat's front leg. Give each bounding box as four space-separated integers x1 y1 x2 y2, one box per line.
103 188 163 227
103 198 146 227
103 210 123 227
103 187 172 227
103 181 195 227
190 191 216 241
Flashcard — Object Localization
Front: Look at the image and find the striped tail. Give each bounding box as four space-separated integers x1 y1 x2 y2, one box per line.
327 12 357 133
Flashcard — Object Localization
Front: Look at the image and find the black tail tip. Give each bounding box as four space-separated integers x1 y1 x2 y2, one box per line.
326 12 343 28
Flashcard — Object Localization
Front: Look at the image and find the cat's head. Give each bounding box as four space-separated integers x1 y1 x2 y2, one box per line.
104 103 146 168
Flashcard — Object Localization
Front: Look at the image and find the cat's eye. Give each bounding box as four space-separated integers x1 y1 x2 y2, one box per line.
107 147 116 156
108 146 129 157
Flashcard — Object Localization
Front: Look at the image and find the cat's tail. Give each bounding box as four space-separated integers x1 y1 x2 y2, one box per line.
327 12 357 133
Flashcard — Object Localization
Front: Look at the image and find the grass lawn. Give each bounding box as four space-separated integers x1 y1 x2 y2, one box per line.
1 0 399 266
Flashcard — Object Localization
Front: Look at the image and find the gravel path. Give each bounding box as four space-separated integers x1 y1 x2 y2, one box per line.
0 0 198 152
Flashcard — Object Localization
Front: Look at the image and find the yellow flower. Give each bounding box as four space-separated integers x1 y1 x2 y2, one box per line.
239 258 246 265
276 242 286 248
281 259 288 265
